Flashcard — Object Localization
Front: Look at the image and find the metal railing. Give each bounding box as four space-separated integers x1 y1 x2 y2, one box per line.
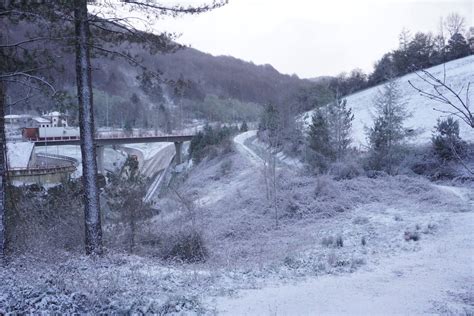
8 165 76 176
26 132 194 143
35 153 78 165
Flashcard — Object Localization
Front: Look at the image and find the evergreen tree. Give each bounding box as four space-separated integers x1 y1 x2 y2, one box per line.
368 53 395 86
327 98 354 160
432 117 466 161
406 32 434 70
367 79 410 174
307 109 333 161
446 33 470 60
240 120 248 132
306 97 354 166
258 104 280 146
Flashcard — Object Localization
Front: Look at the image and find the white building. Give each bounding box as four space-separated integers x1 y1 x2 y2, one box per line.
43 111 69 127
5 111 71 128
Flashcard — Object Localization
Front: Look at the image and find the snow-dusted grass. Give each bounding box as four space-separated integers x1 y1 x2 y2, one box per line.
178 151 469 270
4 160 468 314
2 131 472 314
213 211 474 315
301 55 474 146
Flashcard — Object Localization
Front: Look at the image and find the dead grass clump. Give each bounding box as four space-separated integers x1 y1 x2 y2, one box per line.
161 230 208 263
353 216 369 225
404 230 420 242
321 235 343 248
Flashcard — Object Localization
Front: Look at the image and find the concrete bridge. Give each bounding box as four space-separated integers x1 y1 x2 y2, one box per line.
32 134 194 174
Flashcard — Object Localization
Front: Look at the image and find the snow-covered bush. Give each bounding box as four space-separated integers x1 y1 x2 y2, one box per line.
189 124 238 163
432 117 467 161
158 296 205 315
328 159 364 180
220 159 233 177
5 182 85 256
161 230 208 263
321 235 344 248
405 145 464 180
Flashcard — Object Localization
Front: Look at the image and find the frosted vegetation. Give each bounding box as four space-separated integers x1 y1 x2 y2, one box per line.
1 4 473 314
302 56 474 146
2 57 474 314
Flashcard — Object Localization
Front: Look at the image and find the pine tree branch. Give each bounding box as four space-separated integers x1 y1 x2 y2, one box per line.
118 0 228 15
89 44 145 69
0 36 71 48
0 72 56 94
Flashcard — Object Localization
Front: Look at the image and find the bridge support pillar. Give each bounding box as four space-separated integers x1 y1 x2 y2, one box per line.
174 142 183 165
96 145 105 174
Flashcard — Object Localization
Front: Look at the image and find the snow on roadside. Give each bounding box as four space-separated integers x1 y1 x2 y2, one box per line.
6 142 34 169
122 143 170 161
233 130 264 166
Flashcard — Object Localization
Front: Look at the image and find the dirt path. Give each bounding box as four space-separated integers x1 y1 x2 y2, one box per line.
217 133 474 315
233 130 264 166
213 187 474 315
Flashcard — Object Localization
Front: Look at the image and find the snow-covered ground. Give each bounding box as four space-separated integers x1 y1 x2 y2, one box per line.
6 142 34 169
214 207 474 315
173 132 471 313
233 130 264 166
2 128 473 314
3 58 474 314
302 55 474 147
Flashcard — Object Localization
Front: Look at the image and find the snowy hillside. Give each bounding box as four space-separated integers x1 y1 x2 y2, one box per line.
302 56 474 147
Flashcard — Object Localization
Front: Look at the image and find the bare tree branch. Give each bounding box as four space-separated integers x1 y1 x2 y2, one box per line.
408 67 473 128
6 87 33 107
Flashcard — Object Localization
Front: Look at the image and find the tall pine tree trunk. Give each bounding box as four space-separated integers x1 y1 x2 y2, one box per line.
0 81 7 260
74 0 103 255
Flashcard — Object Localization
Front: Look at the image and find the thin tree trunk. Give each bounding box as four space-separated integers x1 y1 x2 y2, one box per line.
74 0 103 255
0 81 7 260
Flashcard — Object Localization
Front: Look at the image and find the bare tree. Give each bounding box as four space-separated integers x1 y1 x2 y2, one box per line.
408 69 473 128
444 12 466 37
0 81 6 261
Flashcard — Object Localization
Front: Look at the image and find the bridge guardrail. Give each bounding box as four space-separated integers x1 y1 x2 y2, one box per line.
8 165 76 176
28 133 195 143
36 153 78 165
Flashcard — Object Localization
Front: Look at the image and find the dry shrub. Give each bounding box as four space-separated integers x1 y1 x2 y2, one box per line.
5 182 85 257
161 230 208 263
329 160 363 180
321 235 343 248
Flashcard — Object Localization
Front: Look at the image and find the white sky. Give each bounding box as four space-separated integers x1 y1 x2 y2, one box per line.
97 0 474 78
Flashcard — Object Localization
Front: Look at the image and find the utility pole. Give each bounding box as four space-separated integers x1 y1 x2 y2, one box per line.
106 93 109 129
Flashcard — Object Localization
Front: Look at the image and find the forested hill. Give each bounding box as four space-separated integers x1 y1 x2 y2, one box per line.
6 21 315 124
152 47 310 105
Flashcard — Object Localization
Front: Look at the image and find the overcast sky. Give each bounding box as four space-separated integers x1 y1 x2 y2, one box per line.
103 0 473 78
